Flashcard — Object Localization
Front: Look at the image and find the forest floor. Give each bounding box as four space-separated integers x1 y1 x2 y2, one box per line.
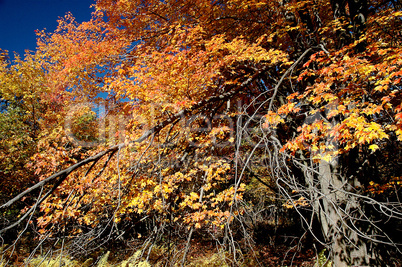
2 237 319 266
1 221 320 266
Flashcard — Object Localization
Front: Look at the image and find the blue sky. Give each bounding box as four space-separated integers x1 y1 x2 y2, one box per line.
0 0 95 58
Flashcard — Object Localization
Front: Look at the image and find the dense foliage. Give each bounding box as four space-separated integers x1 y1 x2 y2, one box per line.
1 0 402 266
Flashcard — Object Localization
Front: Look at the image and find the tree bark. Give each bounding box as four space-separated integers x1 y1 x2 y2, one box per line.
318 160 370 266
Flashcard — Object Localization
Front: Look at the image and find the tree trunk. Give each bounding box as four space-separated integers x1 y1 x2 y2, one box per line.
318 160 370 266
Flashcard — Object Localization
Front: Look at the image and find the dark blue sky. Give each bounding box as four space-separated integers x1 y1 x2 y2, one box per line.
0 0 95 57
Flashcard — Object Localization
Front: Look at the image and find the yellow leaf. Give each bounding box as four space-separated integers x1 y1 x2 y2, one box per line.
320 153 334 162
368 144 379 152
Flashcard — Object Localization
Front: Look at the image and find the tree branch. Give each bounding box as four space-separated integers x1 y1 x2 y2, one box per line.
0 65 270 233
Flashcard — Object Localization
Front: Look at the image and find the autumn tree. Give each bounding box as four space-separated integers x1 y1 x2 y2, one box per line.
1 0 402 266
